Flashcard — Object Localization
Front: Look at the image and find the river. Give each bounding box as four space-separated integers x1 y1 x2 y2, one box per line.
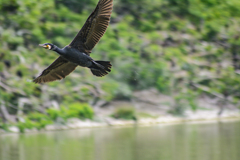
0 120 240 160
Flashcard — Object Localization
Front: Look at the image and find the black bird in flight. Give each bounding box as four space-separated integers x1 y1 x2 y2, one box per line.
33 0 113 84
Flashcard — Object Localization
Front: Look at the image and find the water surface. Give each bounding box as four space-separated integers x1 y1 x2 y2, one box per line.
0 120 240 160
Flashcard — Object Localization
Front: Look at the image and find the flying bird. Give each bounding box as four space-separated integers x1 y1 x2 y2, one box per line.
33 0 113 84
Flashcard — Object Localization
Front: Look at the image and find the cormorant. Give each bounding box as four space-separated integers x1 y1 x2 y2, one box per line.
33 0 113 84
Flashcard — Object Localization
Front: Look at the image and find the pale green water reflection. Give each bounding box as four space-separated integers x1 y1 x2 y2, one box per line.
0 120 240 160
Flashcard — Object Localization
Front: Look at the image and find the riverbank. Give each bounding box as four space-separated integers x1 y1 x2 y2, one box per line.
1 88 240 134
1 109 239 134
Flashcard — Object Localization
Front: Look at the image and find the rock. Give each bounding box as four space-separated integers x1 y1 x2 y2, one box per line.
45 124 57 131
8 126 19 133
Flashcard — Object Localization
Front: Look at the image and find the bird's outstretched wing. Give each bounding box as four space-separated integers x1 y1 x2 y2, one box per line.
33 56 78 84
69 0 113 55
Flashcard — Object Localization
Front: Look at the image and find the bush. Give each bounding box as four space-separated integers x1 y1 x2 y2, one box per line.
66 103 94 120
17 112 53 133
47 108 64 121
27 112 53 128
16 103 94 133
47 103 94 120
17 119 39 133
111 107 137 120
0 122 9 131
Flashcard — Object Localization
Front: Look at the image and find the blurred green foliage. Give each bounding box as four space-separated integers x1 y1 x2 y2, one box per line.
111 107 137 120
16 103 93 132
1 0 240 127
47 103 93 120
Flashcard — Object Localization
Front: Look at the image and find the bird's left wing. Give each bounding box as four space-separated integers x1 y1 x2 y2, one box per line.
33 56 78 83
69 0 113 55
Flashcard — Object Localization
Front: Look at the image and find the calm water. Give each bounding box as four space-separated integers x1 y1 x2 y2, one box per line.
0 120 240 160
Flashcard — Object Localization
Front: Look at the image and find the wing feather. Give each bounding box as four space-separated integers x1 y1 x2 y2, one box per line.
33 56 78 84
69 0 113 55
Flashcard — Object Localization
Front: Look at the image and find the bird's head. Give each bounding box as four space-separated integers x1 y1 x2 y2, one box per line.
39 43 54 50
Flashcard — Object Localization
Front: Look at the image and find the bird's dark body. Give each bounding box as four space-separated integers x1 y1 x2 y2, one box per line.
33 0 113 83
55 46 93 67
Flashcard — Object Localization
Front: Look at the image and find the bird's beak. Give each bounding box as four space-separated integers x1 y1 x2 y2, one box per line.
39 44 48 49
39 44 45 47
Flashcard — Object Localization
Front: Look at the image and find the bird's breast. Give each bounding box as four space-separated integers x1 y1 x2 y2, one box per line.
62 48 92 67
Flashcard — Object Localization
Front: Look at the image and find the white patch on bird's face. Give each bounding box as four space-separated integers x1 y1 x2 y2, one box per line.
47 45 52 50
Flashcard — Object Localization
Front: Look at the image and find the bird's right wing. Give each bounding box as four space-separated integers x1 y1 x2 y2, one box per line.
33 56 78 84
69 0 113 55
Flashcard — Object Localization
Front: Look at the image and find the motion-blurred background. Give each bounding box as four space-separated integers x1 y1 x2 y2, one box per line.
1 0 240 130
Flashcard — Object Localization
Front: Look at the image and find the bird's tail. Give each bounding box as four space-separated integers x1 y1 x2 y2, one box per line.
90 60 112 77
